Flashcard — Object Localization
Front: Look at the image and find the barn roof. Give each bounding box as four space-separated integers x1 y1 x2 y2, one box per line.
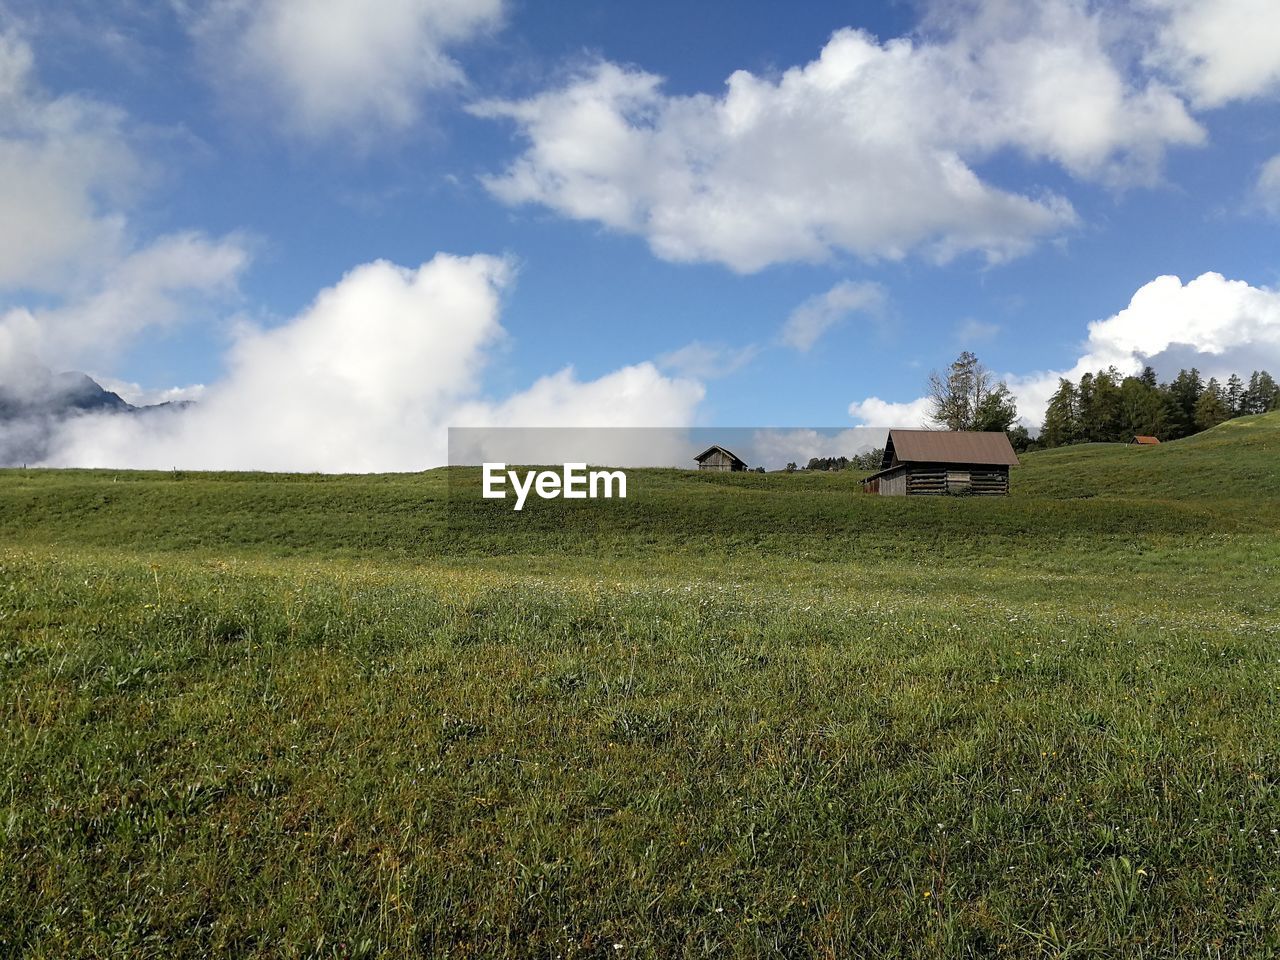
882 430 1019 468
693 444 746 465
1131 435 1161 445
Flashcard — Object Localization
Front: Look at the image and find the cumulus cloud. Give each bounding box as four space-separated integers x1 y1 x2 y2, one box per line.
185 0 504 137
847 396 935 429
0 30 136 291
849 271 1280 428
41 254 704 471
474 2 1205 272
1145 0 1280 107
780 281 884 352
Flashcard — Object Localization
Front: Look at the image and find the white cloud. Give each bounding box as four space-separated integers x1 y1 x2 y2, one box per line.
848 396 935 428
0 30 252 384
1074 271 1280 372
780 280 884 352
849 271 1280 428
457 362 703 430
656 341 758 380
0 232 250 377
928 0 1204 182
186 0 504 137
475 3 1204 272
42 254 704 471
1257 154 1280 218
0 30 136 291
1145 0 1280 107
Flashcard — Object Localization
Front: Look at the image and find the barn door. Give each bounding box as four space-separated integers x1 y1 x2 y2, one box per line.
946 470 971 494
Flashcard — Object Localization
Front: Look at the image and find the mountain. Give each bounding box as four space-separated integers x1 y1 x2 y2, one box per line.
0 365 190 466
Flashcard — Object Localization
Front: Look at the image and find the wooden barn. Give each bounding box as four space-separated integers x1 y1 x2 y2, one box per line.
861 430 1019 496
694 444 748 472
1130 435 1161 446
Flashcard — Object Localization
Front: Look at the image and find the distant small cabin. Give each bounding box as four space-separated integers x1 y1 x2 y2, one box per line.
694 444 748 472
1130 435 1161 446
861 429 1019 496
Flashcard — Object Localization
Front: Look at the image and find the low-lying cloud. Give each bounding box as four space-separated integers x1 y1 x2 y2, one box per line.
31 254 704 471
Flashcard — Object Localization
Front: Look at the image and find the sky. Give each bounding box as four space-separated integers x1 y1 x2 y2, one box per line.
1 0 1280 470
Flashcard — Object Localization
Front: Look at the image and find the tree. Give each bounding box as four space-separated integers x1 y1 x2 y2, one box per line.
1166 368 1203 439
1082 368 1125 442
785 462 797 473
1194 378 1230 430
1076 373 1096 440
973 383 1019 433
1040 378 1080 448
1006 423 1034 453
851 447 885 471
1119 375 1167 438
1225 374 1245 417
927 351 1018 432
1247 371 1280 413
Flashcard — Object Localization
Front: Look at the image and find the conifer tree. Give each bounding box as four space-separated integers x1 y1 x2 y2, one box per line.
1225 374 1244 417
1252 371 1280 413
1120 374 1166 438
1040 379 1080 447
1086 368 1125 442
1166 368 1203 438
1194 378 1230 430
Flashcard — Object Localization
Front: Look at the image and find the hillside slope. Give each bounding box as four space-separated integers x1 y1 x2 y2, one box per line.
1015 411 1280 500
0 412 1276 561
3 421 1280 957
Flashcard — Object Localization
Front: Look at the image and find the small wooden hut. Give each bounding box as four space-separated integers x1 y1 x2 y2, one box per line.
1130 435 1161 446
861 430 1018 496
693 444 748 472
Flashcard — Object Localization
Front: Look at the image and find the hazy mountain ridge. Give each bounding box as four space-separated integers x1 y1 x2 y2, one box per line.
0 367 192 466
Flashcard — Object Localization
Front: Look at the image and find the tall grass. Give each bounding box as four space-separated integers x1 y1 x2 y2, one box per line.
2 414 1279 957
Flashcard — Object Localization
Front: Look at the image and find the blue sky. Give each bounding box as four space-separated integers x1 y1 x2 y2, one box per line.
2 0 1280 469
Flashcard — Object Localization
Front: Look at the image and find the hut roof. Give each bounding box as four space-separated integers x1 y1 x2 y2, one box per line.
693 444 747 467
881 430 1019 470
1131 435 1161 445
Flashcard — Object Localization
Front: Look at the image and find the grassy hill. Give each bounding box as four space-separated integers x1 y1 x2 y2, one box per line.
1016 412 1280 500
2 414 1279 958
1 412 1277 561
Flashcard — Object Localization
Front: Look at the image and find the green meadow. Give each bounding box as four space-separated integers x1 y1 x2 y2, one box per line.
2 413 1280 958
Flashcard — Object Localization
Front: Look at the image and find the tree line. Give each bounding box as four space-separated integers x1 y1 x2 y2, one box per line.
1039 367 1279 447
927 351 1280 450
791 352 1279 471
796 450 885 472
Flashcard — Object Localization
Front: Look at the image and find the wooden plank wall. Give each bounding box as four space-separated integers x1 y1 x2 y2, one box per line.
905 465 1008 495
699 451 735 471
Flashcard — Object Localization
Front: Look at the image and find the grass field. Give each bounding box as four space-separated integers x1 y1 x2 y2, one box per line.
3 414 1280 958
